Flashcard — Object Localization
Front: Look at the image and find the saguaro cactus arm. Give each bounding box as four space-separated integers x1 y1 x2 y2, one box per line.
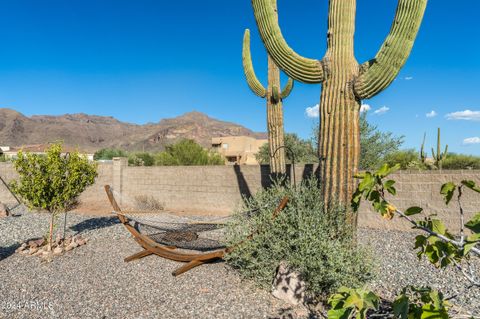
280 78 294 99
243 29 267 98
251 0 324 84
353 0 428 99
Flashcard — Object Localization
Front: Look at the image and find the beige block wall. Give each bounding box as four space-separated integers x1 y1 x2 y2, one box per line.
1 161 479 232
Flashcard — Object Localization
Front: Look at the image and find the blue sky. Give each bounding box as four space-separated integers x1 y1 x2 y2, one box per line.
0 0 479 155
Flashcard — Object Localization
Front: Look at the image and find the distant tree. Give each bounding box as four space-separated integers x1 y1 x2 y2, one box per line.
311 113 403 170
384 149 426 170
255 133 318 165
358 114 404 170
93 148 127 161
128 152 155 166
11 143 97 250
155 139 224 166
442 153 480 170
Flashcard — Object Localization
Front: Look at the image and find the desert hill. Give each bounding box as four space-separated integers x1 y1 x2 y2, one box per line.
0 109 266 152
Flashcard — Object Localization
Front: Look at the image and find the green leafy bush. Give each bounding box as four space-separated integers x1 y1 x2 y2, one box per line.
11 143 97 249
384 149 427 170
93 148 127 160
128 152 155 166
0 154 6 162
255 133 318 164
224 178 375 299
441 153 480 170
155 139 224 166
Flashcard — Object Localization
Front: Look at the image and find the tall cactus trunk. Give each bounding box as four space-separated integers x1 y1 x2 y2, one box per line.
318 0 360 216
267 55 286 175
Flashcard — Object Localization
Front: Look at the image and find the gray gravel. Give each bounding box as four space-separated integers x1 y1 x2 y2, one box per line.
1 209 479 318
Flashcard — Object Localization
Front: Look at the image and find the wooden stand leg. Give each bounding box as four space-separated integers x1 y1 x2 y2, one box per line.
124 249 153 262
172 259 206 276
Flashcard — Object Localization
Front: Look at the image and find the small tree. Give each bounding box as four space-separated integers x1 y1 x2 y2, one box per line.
256 133 318 165
93 148 127 161
11 143 97 250
155 139 224 166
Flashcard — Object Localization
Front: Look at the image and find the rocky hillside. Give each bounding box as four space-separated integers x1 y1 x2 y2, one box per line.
0 109 265 152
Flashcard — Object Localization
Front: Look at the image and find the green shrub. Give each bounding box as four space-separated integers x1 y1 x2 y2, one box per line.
128 152 155 166
224 178 375 299
384 149 427 170
441 153 480 170
0 154 6 162
11 143 97 249
155 139 224 166
93 148 127 160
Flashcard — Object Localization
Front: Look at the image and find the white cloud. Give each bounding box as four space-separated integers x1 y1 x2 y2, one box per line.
360 104 371 113
305 104 319 118
404 76 414 80
374 106 390 115
445 109 480 121
426 110 437 118
463 137 480 145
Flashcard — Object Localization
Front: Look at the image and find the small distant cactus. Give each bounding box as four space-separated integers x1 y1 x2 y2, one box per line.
420 132 427 164
431 128 448 169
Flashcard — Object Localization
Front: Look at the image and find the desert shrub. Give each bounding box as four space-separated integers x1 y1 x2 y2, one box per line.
384 149 427 170
442 153 480 170
93 148 127 161
134 195 164 211
224 178 375 299
11 143 97 249
128 152 155 166
155 139 224 166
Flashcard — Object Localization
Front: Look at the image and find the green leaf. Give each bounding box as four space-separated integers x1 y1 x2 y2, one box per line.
465 212 480 233
461 180 480 193
464 242 478 255
430 219 447 235
440 182 456 205
384 180 396 195
405 206 423 216
393 294 409 319
327 308 352 319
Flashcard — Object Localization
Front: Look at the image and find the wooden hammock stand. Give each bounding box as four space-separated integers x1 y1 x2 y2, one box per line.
104 185 288 276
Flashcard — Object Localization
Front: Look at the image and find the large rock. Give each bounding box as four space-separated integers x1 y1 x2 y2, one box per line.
271 261 306 306
0 202 9 217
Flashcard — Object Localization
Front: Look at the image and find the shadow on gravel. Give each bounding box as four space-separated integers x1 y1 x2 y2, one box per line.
69 216 120 233
0 243 20 261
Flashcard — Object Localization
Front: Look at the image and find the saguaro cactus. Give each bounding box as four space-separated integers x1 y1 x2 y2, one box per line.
431 127 448 169
251 0 427 208
243 26 294 175
420 132 427 164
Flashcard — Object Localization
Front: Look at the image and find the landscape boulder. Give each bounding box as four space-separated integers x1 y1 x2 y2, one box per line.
0 202 10 217
271 261 306 306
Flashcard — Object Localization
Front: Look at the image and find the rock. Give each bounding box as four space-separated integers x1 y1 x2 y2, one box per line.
28 247 38 255
271 261 306 306
15 243 28 253
0 202 9 217
65 241 78 251
34 238 45 247
76 238 87 246
53 247 63 255
55 234 62 246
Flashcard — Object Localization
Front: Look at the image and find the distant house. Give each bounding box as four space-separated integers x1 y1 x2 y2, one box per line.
0 144 94 161
211 136 267 165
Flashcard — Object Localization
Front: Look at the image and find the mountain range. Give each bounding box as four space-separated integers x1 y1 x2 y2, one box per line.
0 108 266 152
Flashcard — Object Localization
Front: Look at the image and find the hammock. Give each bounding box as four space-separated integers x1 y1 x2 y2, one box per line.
104 185 288 276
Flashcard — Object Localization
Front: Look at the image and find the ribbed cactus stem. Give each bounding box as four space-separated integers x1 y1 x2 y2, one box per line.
431 128 448 169
242 5 294 175
420 132 427 163
251 0 427 213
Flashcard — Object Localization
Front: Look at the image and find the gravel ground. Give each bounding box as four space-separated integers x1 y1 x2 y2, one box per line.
1 208 479 318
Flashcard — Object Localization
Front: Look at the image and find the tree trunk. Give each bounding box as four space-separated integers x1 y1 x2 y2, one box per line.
48 212 54 251
318 0 360 220
267 55 286 176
